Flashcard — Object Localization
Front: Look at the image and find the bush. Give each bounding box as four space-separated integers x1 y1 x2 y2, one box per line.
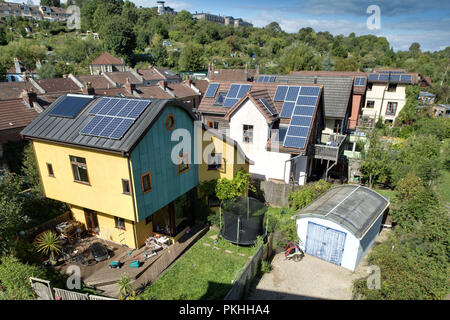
288 180 332 210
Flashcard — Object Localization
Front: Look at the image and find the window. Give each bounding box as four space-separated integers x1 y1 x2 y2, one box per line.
386 102 398 116
178 153 190 174
114 217 126 230
122 179 130 195
70 156 89 184
366 101 375 109
207 121 219 129
141 172 152 193
367 83 373 91
208 153 223 170
387 83 397 92
47 163 54 177
165 114 175 130
243 125 253 143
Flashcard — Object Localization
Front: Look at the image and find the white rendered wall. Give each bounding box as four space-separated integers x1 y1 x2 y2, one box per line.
228 99 292 183
296 217 360 271
363 83 407 121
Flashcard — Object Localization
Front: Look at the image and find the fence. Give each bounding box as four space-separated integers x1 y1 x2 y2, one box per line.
259 181 300 207
30 277 116 300
23 210 71 239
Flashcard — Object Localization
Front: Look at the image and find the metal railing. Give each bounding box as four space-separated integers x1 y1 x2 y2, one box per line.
312 134 346 162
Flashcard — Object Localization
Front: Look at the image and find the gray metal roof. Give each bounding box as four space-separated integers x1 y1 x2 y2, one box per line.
294 185 389 239
274 75 353 119
21 94 193 155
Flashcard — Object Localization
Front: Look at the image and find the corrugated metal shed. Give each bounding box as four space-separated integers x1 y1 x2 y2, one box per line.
274 75 353 119
294 185 389 239
21 94 194 155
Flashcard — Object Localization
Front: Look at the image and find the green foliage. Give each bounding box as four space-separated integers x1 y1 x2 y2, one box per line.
150 41 168 67
0 255 47 300
117 273 135 300
260 260 272 274
100 17 136 63
34 231 63 262
38 63 57 79
215 169 255 201
288 180 332 210
395 85 421 127
40 0 61 6
178 42 205 71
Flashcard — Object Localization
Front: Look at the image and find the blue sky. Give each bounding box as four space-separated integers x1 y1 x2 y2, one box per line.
11 0 450 52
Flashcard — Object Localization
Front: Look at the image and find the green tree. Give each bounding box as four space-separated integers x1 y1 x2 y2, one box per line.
22 144 42 194
34 231 63 263
215 169 255 201
150 41 168 67
178 42 204 71
100 18 136 63
38 63 56 79
40 0 61 6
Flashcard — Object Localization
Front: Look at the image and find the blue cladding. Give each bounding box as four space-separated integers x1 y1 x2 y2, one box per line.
299 86 320 96
287 125 309 137
205 83 219 97
296 96 317 106
290 115 312 127
49 95 93 118
274 86 288 101
293 106 315 116
280 101 295 118
285 86 300 101
223 98 239 107
227 84 240 98
284 136 306 149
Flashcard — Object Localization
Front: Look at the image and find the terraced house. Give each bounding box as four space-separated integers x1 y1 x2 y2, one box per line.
21 94 250 249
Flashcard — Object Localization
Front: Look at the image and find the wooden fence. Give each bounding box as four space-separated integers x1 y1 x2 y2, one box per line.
23 210 71 239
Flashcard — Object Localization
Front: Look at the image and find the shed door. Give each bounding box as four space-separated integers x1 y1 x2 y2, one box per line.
305 222 346 266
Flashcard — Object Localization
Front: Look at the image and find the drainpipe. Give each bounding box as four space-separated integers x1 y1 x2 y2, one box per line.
283 153 303 185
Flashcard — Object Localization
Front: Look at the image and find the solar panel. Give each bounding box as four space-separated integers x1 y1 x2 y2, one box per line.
227 84 240 98
49 95 93 118
205 83 219 97
280 101 295 118
379 74 389 81
285 86 300 101
237 84 251 98
293 106 315 116
354 77 366 86
106 99 128 116
390 74 401 82
278 126 288 142
223 98 239 107
90 116 114 136
284 136 306 149
257 76 265 82
89 97 111 115
299 86 320 96
99 117 123 137
290 115 312 127
80 115 103 135
259 98 277 115
117 100 139 117
274 86 288 101
296 96 317 106
368 74 379 81
287 125 309 137
400 75 412 83
110 118 134 139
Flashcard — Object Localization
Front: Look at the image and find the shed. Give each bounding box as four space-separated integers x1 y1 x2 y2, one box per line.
293 185 389 271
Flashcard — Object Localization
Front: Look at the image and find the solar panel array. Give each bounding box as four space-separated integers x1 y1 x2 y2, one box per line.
378 70 405 74
367 73 412 83
205 83 219 98
354 77 366 86
257 75 275 83
259 98 277 116
222 84 251 108
272 85 321 149
49 95 94 118
80 97 151 140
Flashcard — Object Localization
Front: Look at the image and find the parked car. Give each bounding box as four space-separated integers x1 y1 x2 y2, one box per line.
89 242 110 262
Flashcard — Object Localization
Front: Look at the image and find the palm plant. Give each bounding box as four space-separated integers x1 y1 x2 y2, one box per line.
34 231 62 263
117 273 135 300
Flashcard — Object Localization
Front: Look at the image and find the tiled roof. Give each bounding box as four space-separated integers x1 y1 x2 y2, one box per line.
289 71 367 94
75 75 114 90
0 99 39 131
137 68 166 81
90 52 124 66
166 83 198 98
0 81 30 100
95 87 135 98
134 86 173 99
105 72 141 85
34 78 80 93
208 68 256 82
190 80 209 95
154 68 181 80
224 89 278 123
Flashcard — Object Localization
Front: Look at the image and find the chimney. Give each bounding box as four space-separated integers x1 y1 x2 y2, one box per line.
314 76 318 84
256 64 260 76
82 82 95 95
14 57 21 74
21 88 37 107
125 77 136 94
244 63 248 73
159 80 167 91
185 74 191 87
36 58 42 70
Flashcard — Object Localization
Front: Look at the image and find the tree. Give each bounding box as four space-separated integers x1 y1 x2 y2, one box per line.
215 169 255 201
0 26 7 46
265 22 282 34
38 63 56 79
409 42 421 57
100 18 136 63
178 42 204 71
34 231 63 263
117 273 135 299
22 144 42 194
40 0 61 6
150 42 168 67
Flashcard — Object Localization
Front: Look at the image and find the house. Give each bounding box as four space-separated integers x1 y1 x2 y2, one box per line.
362 70 421 125
196 81 342 185
6 58 39 82
294 185 389 271
21 94 251 248
39 6 70 22
137 66 181 85
89 52 126 75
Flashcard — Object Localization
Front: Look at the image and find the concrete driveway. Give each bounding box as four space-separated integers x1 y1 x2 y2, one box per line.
248 229 389 300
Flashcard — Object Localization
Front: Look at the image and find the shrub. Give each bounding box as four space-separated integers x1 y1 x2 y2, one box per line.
288 180 332 210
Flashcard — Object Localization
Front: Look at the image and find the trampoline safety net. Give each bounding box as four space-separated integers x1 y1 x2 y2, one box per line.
220 197 268 246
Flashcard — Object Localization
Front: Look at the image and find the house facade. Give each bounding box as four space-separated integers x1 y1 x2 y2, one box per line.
89 52 126 75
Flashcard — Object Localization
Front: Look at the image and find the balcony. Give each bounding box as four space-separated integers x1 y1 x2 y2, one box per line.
312 134 346 162
356 115 377 130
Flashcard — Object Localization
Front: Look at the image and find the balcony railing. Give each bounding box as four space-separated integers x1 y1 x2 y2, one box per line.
312 134 346 162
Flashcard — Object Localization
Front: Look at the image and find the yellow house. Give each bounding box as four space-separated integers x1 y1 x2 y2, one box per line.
22 94 253 249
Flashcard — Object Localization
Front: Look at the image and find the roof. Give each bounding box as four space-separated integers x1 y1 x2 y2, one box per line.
294 185 389 239
90 52 124 66
134 86 173 99
21 94 195 154
104 72 141 85
190 80 209 94
166 82 198 98
273 75 353 119
208 68 256 82
0 81 30 100
154 68 181 80
34 78 80 93
419 91 435 97
0 99 39 131
75 75 114 90
224 89 278 123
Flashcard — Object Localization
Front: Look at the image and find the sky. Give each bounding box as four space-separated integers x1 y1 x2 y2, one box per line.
9 0 450 52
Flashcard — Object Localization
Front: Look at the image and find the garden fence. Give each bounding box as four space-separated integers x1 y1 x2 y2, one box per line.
23 210 71 239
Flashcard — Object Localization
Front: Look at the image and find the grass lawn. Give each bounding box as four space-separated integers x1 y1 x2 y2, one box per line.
139 229 258 300
437 169 450 203
373 188 397 200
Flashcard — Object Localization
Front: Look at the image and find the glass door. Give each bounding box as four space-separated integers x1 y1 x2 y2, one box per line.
84 209 99 234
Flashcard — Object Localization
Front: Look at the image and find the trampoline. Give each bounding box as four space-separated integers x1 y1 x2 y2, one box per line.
219 196 268 246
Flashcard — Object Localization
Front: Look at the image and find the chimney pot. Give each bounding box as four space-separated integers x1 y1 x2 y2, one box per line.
82 82 95 95
21 89 37 106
